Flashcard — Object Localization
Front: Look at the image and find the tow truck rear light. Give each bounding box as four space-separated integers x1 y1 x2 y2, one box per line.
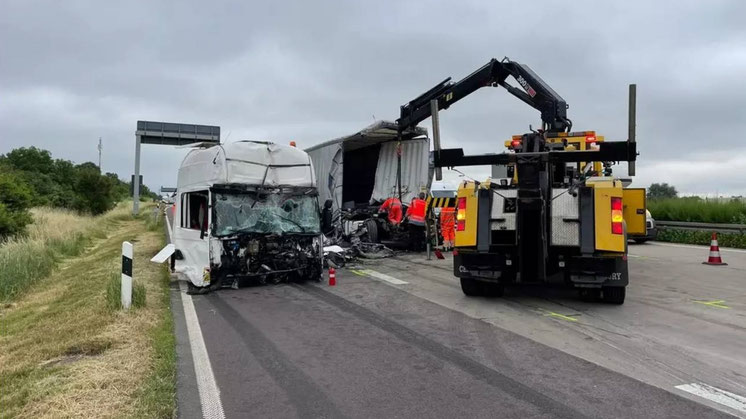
456 197 467 231
585 135 597 146
611 197 623 235
510 139 521 149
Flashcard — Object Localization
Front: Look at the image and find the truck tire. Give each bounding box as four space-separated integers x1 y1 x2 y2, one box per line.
365 219 380 243
579 288 601 301
460 278 482 296
482 282 504 297
602 286 626 304
634 238 647 244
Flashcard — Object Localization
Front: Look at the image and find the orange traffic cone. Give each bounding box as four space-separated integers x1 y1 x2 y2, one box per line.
702 232 727 266
328 267 336 286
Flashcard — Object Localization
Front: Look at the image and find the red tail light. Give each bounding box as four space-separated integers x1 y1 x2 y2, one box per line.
456 197 466 231
611 197 623 235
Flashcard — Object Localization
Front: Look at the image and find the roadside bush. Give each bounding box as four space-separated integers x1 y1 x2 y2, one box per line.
72 163 115 215
0 146 158 218
0 168 33 238
648 198 746 224
656 229 746 249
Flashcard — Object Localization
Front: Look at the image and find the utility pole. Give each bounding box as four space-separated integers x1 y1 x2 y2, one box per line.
98 137 103 171
628 84 636 176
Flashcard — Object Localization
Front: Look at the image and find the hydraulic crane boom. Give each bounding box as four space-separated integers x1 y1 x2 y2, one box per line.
397 57 572 134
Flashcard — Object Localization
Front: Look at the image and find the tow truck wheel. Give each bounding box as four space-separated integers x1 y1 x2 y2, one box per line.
602 286 626 304
481 282 504 297
460 278 482 296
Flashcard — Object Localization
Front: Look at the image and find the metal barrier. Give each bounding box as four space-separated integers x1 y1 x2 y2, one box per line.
656 220 746 234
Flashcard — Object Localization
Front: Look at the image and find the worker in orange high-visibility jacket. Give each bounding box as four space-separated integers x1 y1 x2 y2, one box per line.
440 206 456 250
406 192 427 251
379 197 403 225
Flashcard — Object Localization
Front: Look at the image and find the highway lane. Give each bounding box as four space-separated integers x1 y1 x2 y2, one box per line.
184 276 731 418
167 239 744 418
349 242 746 417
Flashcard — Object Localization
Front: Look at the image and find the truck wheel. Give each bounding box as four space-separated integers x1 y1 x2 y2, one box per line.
460 278 482 296
579 288 601 301
602 286 626 304
365 219 380 243
634 238 647 244
481 282 504 297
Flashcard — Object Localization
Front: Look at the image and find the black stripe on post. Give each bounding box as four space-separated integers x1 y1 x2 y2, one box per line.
122 255 133 277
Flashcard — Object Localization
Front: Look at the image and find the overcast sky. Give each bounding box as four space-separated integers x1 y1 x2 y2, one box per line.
2 0 745 196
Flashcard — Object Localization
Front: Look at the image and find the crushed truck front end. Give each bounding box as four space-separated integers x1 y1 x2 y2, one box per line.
209 185 323 288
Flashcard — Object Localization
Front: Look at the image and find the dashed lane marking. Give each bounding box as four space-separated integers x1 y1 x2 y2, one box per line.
354 269 409 285
675 382 746 415
539 309 580 322
693 299 730 309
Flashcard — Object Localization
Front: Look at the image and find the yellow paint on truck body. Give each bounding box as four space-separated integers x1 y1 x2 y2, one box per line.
454 181 479 247
504 134 606 182
622 188 646 235
587 178 625 253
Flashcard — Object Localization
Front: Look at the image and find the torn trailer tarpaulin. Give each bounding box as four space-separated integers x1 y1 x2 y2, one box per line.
305 121 431 218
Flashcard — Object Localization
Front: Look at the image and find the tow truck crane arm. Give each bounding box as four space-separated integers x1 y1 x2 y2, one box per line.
397 57 572 134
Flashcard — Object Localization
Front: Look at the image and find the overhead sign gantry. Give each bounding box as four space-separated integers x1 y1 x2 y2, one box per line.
133 121 220 214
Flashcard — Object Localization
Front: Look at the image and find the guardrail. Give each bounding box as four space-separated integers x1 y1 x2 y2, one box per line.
656 220 746 234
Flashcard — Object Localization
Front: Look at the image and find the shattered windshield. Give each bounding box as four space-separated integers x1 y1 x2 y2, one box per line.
214 189 320 236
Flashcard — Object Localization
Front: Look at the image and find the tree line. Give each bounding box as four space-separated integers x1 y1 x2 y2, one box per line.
0 146 157 238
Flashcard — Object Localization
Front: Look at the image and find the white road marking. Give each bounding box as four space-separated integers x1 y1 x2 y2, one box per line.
675 382 746 415
359 269 409 285
179 281 225 419
167 209 224 417
650 241 746 254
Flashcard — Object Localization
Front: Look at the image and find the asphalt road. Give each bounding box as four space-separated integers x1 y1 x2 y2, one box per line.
169 234 746 418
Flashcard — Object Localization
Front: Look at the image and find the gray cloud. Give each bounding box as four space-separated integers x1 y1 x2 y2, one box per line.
1 0 745 195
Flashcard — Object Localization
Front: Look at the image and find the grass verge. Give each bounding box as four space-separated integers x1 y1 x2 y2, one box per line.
656 228 746 249
0 203 176 418
0 206 117 302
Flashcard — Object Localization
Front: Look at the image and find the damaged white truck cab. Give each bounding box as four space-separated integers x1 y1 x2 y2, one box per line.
171 141 322 292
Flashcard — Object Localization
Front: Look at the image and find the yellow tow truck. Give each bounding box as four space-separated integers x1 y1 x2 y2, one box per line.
396 58 643 303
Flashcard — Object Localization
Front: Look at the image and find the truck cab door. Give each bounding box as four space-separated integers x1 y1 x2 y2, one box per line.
622 188 646 236
173 190 211 286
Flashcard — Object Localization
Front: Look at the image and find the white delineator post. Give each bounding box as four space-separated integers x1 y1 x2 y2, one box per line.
122 241 133 309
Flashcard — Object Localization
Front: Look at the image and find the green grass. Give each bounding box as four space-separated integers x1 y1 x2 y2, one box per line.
0 202 176 418
130 262 176 419
0 206 120 302
106 273 147 311
648 197 746 224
